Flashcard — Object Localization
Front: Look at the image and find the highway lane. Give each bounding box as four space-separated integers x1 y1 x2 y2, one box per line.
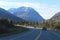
0 28 41 40
0 28 60 40
39 30 60 40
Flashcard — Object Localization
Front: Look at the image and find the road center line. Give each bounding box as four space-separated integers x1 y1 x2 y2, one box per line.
35 29 42 40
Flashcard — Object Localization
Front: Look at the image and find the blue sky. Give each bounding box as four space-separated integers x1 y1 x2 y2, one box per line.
0 0 60 19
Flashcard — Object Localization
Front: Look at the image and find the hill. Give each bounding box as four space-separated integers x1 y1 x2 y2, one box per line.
8 7 44 22
51 12 60 21
0 8 24 22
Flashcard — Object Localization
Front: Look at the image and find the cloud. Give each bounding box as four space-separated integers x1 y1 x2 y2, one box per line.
0 1 40 9
0 1 60 19
38 6 60 19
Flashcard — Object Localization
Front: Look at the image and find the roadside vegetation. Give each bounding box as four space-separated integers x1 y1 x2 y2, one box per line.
16 19 60 32
1 18 59 34
43 19 60 32
0 18 28 37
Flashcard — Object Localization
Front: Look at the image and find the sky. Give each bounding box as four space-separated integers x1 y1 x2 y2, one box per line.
0 0 60 19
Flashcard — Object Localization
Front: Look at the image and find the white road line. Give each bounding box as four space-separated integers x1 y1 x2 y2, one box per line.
35 30 42 40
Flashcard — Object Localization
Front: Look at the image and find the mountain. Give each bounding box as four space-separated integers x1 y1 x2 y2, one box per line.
0 8 24 22
8 7 44 22
8 8 17 13
51 12 60 21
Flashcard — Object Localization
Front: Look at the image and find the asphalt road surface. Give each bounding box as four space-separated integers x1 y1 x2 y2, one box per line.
0 28 60 40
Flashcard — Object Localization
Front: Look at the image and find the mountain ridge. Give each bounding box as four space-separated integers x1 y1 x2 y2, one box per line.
51 12 60 21
0 8 24 22
8 6 44 22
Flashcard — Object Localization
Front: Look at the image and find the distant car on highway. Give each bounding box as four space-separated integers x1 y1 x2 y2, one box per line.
42 27 47 30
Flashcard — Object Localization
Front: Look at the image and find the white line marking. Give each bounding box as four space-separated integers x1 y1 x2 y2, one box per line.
35 30 42 40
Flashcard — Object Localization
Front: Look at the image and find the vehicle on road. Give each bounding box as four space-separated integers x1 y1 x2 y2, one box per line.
42 27 47 30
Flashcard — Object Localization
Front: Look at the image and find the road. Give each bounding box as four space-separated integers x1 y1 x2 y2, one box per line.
0 28 60 40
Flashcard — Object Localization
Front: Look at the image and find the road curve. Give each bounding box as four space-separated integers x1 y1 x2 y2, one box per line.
0 28 60 40
0 28 41 40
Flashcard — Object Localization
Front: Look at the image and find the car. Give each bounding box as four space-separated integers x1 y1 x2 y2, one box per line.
42 27 47 30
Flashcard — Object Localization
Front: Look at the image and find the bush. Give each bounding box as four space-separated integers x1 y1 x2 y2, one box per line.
0 19 14 33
